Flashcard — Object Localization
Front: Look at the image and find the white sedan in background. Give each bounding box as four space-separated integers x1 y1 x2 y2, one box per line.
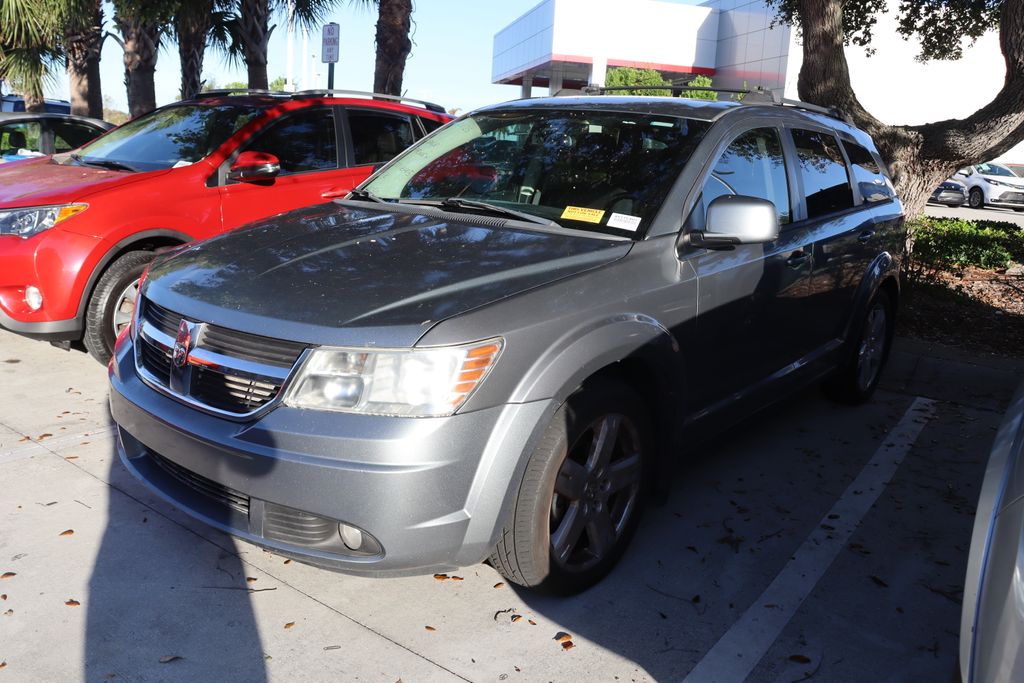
954 162 1024 211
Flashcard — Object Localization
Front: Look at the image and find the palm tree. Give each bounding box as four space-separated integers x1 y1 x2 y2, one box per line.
0 0 63 112
371 0 411 96
109 0 172 118
64 0 103 117
174 0 237 100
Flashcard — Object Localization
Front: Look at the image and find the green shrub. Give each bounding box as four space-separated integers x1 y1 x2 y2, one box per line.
909 216 1024 271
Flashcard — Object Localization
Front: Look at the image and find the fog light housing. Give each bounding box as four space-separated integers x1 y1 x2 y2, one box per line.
25 285 42 311
339 523 363 551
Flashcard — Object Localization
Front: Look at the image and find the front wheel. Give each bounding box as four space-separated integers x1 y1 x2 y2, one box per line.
83 251 153 365
823 290 894 404
969 187 985 209
489 380 652 594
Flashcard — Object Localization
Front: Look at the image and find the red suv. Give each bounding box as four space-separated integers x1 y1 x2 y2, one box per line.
0 89 450 362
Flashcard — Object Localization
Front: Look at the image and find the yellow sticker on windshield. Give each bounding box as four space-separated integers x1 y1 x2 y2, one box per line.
561 206 605 224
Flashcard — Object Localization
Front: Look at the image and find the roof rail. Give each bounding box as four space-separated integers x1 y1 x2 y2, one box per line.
581 84 851 123
194 89 290 99
292 89 447 114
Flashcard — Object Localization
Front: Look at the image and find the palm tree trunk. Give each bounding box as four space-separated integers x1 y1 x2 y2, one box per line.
176 1 213 100
237 0 271 90
23 92 45 113
65 0 104 118
373 0 412 96
114 15 160 118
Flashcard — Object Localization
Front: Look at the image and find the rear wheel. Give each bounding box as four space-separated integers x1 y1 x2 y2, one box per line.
489 380 652 594
969 187 985 209
83 251 153 365
823 290 894 404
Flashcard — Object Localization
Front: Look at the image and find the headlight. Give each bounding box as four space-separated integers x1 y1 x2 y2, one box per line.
985 178 1009 187
0 204 88 238
284 339 503 416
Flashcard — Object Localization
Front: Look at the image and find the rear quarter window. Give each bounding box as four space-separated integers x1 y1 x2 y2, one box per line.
791 128 855 220
842 140 894 204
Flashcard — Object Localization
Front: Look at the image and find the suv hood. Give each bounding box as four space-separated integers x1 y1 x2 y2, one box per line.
144 202 631 348
0 156 166 206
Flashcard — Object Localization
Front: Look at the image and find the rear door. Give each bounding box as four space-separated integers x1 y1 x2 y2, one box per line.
686 124 814 410
217 106 362 228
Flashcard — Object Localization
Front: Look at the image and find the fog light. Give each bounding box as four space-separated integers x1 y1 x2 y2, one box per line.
339 523 363 551
25 286 42 311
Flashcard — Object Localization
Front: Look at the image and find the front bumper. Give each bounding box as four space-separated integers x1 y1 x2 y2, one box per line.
108 336 555 576
0 229 98 341
930 190 966 206
986 186 1024 207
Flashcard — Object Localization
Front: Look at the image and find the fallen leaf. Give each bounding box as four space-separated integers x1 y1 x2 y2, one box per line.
554 632 572 643
493 582 505 589
0 661 6 669
159 656 183 664
59 529 74 537
788 654 812 664
528 619 536 625
65 599 81 607
514 666 521 672
245 577 257 583
561 641 575 651
510 614 522 623
283 559 291 565
37 433 52 440
284 622 295 629
3 609 12 616
1 594 6 600
18 436 29 442
433 573 449 581
1 573 15 580
64 456 79 461
4 359 20 363
870 575 889 588
424 625 436 632
450 576 464 581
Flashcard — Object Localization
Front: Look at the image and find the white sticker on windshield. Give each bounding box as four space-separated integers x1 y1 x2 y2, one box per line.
172 160 193 168
607 213 642 231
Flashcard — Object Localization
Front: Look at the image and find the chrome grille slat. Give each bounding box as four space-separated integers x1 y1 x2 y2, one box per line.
136 298 306 417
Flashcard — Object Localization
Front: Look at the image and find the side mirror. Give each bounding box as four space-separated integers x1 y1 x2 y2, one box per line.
682 195 779 250
228 151 281 183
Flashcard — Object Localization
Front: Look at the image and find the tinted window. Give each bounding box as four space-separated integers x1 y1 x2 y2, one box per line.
703 127 790 224
791 128 854 219
420 117 445 134
52 121 103 152
244 108 337 175
0 121 42 156
348 112 415 166
72 104 257 172
842 140 893 204
976 162 1017 177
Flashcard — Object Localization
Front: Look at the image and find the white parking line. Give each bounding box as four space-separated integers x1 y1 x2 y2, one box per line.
682 396 938 683
0 425 116 465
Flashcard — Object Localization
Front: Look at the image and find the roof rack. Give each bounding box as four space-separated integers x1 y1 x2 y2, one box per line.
194 88 447 114
292 89 447 114
581 84 850 123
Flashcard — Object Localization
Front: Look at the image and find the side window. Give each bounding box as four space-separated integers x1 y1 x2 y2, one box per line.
52 121 103 153
791 128 854 219
419 116 445 135
0 121 42 156
348 112 415 166
702 127 791 224
241 108 337 175
842 140 893 204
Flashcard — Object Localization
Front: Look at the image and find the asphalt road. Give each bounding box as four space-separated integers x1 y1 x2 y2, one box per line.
924 201 1024 227
1 333 1021 681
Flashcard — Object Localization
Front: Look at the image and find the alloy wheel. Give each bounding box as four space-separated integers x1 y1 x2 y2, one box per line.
856 303 888 392
110 278 139 339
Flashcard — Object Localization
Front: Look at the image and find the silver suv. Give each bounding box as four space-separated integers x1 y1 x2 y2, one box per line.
108 96 905 593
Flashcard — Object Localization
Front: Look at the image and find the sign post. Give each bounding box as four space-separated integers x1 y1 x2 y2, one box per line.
321 22 340 90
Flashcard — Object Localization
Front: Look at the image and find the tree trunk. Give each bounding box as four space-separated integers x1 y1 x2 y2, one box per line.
373 0 413 96
65 0 104 119
176 1 212 100
115 15 160 118
23 92 45 113
794 0 1024 218
237 0 271 90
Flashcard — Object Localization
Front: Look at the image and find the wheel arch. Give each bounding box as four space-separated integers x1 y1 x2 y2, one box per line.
845 250 900 344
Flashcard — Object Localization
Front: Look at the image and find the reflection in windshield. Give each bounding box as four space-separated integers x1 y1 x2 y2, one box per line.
364 110 711 237
71 104 259 172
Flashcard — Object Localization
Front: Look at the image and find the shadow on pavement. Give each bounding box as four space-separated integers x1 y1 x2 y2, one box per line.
85 417 268 681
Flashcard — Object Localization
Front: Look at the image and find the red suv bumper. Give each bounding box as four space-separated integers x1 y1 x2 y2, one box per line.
0 229 99 341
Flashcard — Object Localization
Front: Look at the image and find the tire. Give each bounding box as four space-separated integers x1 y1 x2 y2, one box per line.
489 379 652 594
969 187 985 209
83 250 153 365
823 290 894 404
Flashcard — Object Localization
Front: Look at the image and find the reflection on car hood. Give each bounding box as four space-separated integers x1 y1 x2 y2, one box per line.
144 202 631 348
0 156 165 206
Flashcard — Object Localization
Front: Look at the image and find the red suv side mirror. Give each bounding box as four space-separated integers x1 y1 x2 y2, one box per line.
228 151 281 183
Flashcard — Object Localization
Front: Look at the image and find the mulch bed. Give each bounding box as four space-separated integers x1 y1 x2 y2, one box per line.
900 266 1024 359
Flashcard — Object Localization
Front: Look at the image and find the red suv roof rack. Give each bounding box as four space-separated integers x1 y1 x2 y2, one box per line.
292 89 447 114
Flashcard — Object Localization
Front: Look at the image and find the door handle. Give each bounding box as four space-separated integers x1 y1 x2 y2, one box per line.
321 187 350 199
786 250 812 268
857 230 876 243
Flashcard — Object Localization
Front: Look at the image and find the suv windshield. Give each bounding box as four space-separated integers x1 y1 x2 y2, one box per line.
364 109 711 237
68 104 259 172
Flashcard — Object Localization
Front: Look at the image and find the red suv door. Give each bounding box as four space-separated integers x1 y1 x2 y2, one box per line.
217 106 369 228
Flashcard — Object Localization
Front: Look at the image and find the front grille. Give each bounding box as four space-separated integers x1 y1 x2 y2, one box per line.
136 298 307 416
263 503 337 545
150 451 250 514
1000 191 1024 203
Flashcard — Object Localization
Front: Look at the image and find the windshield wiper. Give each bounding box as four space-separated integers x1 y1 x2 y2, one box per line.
346 188 388 203
71 154 139 173
431 197 561 228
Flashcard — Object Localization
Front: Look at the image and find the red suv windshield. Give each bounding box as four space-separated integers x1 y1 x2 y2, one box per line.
68 104 260 172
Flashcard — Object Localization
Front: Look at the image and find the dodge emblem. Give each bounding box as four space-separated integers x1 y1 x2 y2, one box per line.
171 319 193 368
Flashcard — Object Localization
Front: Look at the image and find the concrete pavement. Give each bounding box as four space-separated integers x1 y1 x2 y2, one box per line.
1 332 1021 681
